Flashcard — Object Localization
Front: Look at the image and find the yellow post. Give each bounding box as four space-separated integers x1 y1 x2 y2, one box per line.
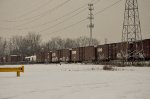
0 65 24 77
17 71 20 77
22 66 24 72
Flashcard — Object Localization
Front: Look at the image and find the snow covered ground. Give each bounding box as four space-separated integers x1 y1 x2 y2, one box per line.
0 64 150 99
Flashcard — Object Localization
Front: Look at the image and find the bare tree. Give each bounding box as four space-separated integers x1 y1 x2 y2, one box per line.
64 38 77 49
46 37 65 50
0 37 7 56
43 36 100 51
25 32 41 55
75 36 99 47
7 33 41 56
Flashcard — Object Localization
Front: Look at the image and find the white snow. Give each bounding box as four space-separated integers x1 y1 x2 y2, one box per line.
0 64 150 99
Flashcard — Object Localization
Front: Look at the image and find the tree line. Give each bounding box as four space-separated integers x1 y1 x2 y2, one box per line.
0 33 99 56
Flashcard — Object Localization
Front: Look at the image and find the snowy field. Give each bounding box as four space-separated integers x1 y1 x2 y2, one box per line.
0 64 150 99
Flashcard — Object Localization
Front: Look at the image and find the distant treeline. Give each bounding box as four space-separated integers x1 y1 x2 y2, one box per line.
0 33 99 56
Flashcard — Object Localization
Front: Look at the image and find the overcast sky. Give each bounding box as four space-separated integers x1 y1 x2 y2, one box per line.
0 0 149 44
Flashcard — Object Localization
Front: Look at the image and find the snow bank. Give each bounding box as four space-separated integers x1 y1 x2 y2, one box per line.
0 64 150 99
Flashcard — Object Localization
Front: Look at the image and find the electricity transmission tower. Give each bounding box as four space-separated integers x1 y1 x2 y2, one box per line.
88 3 94 46
122 0 144 62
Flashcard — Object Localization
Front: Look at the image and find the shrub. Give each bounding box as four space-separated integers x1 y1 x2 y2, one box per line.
103 65 114 71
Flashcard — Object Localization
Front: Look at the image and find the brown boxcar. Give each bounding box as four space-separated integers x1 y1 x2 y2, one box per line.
116 42 128 60
43 51 52 63
52 50 60 62
71 47 80 62
0 56 4 63
36 51 45 63
59 49 71 62
71 47 85 62
71 46 96 62
108 43 117 60
36 53 41 63
142 39 150 60
84 46 96 62
7 55 21 63
97 44 109 61
47 51 52 63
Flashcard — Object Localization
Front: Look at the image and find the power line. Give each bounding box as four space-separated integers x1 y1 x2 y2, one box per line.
41 0 124 36
39 7 88 32
0 0 54 22
17 0 71 22
0 0 71 26
18 0 97 29
30 0 100 31
0 0 123 32
42 18 87 35
95 0 123 15
0 0 97 30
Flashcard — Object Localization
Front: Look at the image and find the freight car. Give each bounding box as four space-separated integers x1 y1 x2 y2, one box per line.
84 46 96 62
47 51 52 63
6 55 22 63
1 39 149 65
97 44 109 62
51 50 60 63
71 47 83 62
59 49 71 62
71 46 96 63
0 56 4 63
36 51 45 63
142 39 150 60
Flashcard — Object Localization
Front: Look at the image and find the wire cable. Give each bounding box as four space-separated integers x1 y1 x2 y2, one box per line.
18 0 98 30
0 0 54 22
42 0 124 36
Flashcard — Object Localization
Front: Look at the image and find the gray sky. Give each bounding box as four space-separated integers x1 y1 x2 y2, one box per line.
0 0 150 44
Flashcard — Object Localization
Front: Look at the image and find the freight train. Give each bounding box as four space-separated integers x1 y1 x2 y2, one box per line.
0 39 150 64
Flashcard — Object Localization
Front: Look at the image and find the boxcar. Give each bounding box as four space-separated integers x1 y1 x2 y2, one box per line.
52 50 60 62
108 43 117 60
71 47 80 62
116 42 128 60
36 52 45 63
71 47 84 62
7 55 21 63
47 51 52 63
71 46 96 63
0 56 4 63
97 44 109 61
142 39 150 60
84 46 96 62
59 49 71 62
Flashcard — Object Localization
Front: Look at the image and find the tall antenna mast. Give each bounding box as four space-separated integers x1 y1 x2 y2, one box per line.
88 3 94 46
122 0 144 62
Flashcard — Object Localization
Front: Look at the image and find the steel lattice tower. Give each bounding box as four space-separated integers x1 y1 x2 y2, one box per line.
122 0 144 61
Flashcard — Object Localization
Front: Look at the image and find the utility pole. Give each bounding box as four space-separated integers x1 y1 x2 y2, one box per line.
88 3 94 46
122 0 144 63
